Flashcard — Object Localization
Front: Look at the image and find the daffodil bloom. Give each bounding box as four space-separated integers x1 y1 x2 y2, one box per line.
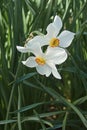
22 42 67 79
33 15 75 48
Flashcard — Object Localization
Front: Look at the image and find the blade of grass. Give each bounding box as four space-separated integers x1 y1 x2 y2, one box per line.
36 80 87 128
62 112 68 130
17 86 22 130
33 110 47 130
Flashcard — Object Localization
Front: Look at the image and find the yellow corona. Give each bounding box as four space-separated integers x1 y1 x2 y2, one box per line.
35 57 46 65
49 38 60 47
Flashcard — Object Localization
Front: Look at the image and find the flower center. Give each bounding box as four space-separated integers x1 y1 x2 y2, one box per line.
35 57 46 65
49 38 60 47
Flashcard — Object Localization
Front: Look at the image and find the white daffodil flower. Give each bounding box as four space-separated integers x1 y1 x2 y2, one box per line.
33 15 75 48
22 42 67 79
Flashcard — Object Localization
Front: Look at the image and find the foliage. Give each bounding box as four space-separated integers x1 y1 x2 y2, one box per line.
0 0 87 130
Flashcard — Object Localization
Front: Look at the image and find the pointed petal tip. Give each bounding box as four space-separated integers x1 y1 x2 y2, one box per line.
16 46 22 52
16 46 29 53
54 72 62 79
16 45 19 48
54 15 61 21
22 61 26 65
54 74 62 79
58 75 62 79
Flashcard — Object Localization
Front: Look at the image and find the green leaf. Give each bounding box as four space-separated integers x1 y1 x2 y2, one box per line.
10 72 37 85
22 116 53 127
0 120 17 125
37 80 87 128
62 112 68 130
73 96 87 105
11 102 45 113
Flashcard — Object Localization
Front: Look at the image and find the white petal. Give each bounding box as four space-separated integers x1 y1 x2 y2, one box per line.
35 35 49 47
25 36 42 46
53 51 67 65
26 35 49 48
46 15 62 38
22 56 37 68
46 46 67 61
46 23 57 38
36 64 51 77
26 42 43 56
41 35 50 46
33 36 46 45
52 68 61 79
48 63 61 79
47 48 68 65
46 63 61 79
53 15 62 35
46 46 65 56
16 46 30 53
58 30 75 48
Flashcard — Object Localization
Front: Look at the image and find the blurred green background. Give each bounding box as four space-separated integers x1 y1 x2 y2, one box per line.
0 0 87 130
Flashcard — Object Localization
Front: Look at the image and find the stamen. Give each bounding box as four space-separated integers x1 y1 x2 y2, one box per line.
35 57 46 65
49 38 60 47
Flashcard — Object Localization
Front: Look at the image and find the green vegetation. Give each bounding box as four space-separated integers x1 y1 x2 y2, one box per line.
0 0 87 130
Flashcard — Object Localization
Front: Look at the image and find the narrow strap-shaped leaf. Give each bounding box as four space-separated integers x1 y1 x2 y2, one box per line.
37 80 87 128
